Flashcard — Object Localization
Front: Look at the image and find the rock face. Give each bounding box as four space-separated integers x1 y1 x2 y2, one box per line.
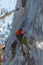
2 0 43 65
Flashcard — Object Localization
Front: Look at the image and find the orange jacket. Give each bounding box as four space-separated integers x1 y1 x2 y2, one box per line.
16 30 24 35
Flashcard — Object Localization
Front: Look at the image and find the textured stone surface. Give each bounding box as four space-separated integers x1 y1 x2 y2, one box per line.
2 0 43 65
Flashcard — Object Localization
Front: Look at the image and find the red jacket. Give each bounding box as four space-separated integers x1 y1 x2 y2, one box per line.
16 30 24 35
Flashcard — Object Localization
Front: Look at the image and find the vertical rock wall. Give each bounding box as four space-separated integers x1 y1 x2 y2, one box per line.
2 0 43 65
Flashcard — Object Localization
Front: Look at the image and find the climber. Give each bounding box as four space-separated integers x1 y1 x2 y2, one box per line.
15 29 30 49
15 28 24 39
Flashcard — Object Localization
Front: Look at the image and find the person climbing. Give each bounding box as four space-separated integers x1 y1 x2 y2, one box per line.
15 29 30 49
15 28 24 39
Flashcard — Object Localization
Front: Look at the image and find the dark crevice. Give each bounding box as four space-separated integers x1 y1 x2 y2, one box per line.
22 0 26 7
